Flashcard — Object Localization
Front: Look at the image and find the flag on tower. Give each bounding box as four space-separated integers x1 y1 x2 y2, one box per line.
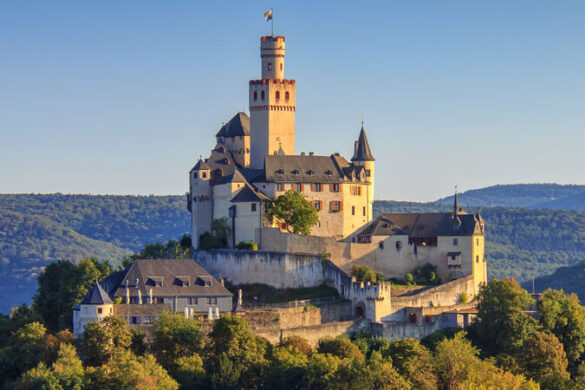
264 9 273 21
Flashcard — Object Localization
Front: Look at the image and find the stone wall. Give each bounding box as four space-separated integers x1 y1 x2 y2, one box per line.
195 249 326 289
254 320 365 347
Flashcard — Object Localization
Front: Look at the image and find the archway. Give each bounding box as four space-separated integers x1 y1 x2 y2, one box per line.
356 302 366 318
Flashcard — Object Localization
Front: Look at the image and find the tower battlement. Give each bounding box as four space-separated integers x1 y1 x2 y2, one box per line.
249 79 296 85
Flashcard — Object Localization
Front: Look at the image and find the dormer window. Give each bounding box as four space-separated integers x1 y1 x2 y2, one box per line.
291 169 299 175
275 169 284 174
306 170 314 176
175 276 191 287
202 172 207 178
148 276 164 288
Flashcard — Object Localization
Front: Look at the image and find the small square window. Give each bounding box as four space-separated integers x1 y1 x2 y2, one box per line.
97 307 102 314
453 239 458 246
251 203 257 212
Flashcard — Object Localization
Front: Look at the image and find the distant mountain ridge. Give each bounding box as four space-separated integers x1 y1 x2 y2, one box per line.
3 185 585 314
0 194 190 313
435 184 585 211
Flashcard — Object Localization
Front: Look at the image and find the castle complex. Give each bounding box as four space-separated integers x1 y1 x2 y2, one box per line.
188 32 487 325
75 32 488 340
188 35 374 246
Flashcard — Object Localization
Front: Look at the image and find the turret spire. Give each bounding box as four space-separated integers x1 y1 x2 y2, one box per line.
453 185 459 216
351 123 375 161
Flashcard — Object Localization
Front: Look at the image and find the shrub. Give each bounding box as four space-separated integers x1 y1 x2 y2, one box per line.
235 241 258 250
404 273 414 285
460 292 469 304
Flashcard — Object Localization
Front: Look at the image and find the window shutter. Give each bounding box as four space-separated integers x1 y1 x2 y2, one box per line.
330 201 334 212
301 184 305 192
339 201 343 211
311 184 315 192
330 184 334 192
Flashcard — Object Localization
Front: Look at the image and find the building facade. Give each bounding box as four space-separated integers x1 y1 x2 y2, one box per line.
73 259 233 336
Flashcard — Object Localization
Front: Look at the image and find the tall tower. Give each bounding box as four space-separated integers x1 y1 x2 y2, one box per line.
249 35 296 169
352 124 375 221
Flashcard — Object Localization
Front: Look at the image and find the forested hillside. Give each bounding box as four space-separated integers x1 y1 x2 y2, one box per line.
3 191 585 313
0 194 190 313
435 183 585 209
526 261 585 303
374 201 585 282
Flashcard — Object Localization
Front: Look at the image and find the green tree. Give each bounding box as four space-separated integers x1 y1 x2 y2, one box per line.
516 331 570 388
172 354 206 389
78 316 132 366
538 288 585 370
351 265 377 283
13 363 61 390
150 312 204 370
469 278 537 355
264 344 309 390
317 337 365 363
281 335 313 356
121 234 193 268
265 190 319 235
206 315 268 389
86 350 178 390
199 217 231 250
389 338 437 390
434 332 537 390
33 258 111 331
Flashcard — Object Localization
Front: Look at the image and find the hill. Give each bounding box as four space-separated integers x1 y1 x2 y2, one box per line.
0 194 191 313
435 184 585 209
0 209 133 313
374 201 585 282
525 261 585 303
0 194 190 252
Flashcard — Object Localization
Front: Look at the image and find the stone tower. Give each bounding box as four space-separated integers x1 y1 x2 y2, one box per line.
249 35 296 169
189 159 212 249
352 124 375 221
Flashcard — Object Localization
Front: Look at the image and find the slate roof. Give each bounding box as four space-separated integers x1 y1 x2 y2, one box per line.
81 282 113 305
359 212 483 237
215 112 250 137
191 159 210 172
263 154 367 184
112 259 233 299
231 185 270 203
352 125 375 161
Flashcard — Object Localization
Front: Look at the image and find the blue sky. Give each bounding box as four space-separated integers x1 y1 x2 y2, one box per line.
1 1 584 201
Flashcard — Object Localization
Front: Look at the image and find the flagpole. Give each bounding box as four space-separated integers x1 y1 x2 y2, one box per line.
271 8 274 36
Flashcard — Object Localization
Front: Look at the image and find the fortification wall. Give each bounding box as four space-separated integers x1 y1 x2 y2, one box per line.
254 320 365 346
382 275 476 322
195 249 325 289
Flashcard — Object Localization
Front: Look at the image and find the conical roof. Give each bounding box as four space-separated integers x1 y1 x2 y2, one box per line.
216 112 250 137
81 282 113 305
192 158 210 171
351 125 375 161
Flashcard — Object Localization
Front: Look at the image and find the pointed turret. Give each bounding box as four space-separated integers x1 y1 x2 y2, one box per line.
81 281 112 305
351 124 375 162
192 158 210 172
453 187 459 216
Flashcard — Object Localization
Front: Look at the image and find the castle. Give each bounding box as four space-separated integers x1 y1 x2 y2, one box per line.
189 33 487 326
188 35 374 247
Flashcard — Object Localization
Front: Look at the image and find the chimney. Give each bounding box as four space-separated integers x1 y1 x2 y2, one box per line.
221 278 225 287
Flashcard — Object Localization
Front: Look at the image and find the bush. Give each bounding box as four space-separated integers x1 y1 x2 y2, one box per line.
404 273 414 285
460 292 469 303
235 241 258 250
351 265 377 282
414 263 441 284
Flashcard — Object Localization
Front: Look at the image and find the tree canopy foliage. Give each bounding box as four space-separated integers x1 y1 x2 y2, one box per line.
265 190 319 235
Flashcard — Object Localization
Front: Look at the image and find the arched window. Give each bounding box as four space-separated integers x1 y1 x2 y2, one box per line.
280 63 283 70
261 90 265 100
253 91 257 101
275 91 280 100
285 91 290 101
